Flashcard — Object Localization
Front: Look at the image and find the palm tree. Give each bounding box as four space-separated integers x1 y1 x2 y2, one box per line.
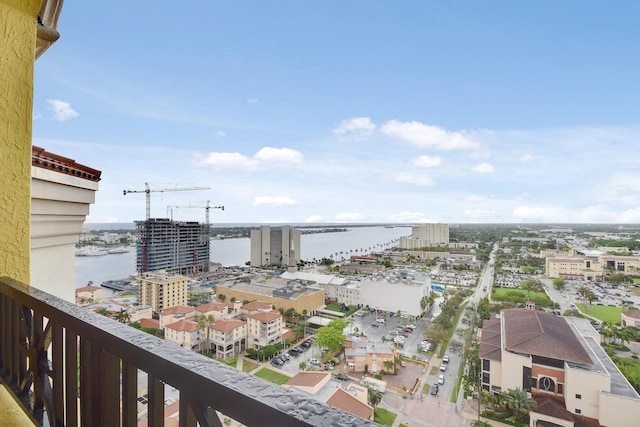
367 387 382 409
95 307 110 316
197 314 215 352
383 359 395 374
115 309 131 324
504 387 535 423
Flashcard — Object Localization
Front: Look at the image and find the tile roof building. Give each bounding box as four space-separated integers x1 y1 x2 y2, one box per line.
479 308 640 427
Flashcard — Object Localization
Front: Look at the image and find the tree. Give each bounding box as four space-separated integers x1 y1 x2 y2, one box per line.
95 307 110 316
197 314 215 352
383 360 395 374
218 294 226 302
552 278 565 289
315 319 348 358
115 309 131 324
504 387 535 423
367 386 382 408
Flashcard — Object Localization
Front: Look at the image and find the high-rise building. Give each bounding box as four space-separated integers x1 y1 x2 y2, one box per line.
138 271 189 314
399 223 449 249
135 218 210 275
250 225 301 267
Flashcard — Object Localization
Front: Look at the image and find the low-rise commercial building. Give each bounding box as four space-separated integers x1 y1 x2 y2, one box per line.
344 341 397 374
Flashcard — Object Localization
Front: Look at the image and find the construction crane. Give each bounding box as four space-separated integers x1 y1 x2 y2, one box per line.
123 182 210 220
173 200 224 226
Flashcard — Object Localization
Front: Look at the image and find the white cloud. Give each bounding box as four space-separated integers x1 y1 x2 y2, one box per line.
193 147 302 170
216 131 227 137
607 174 640 192
471 163 494 173
465 209 497 219
516 192 531 201
332 117 376 137
386 211 430 222
33 111 42 120
247 97 259 104
254 147 303 164
464 195 486 203
47 99 79 122
380 120 480 150
192 152 259 170
252 196 298 207
520 153 533 162
388 173 435 187
513 206 568 221
304 214 324 223
412 155 442 168
334 212 367 222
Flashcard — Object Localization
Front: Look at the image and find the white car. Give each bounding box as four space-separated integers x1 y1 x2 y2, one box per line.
438 374 445 385
376 318 386 323
440 363 447 372
308 358 321 365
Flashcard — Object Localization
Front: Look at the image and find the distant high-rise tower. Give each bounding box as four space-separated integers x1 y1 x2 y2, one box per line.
135 218 210 275
250 225 301 267
411 223 449 245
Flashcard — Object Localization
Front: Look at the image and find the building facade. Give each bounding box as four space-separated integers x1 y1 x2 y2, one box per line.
398 223 449 249
479 308 640 427
344 342 397 374
210 319 247 360
164 319 201 351
139 271 189 314
246 310 284 350
545 251 640 280
250 225 301 267
135 218 210 275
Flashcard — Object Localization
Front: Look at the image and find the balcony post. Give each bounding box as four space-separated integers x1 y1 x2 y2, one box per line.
0 0 42 284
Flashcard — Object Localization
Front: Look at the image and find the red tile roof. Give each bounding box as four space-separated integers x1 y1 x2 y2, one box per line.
241 301 272 311
248 311 281 322
139 318 159 329
165 319 199 332
503 309 592 365
326 388 373 420
285 372 330 388
161 305 195 316
211 319 245 332
32 146 101 182
196 302 227 313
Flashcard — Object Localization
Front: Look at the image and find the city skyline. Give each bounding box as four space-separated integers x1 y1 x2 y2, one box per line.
32 1 640 224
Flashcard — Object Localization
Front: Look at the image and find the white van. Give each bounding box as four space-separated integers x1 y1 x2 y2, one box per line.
360 377 387 393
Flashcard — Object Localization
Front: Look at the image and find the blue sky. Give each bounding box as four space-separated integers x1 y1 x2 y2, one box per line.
33 1 640 224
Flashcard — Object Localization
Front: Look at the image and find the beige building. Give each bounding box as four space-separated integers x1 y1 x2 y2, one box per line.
344 341 397 374
216 277 324 316
545 250 640 280
75 285 104 304
196 301 228 320
138 271 189 314
159 305 197 329
246 310 284 350
250 225 301 267
210 319 247 360
164 319 202 351
479 308 640 427
621 310 640 328
399 223 449 249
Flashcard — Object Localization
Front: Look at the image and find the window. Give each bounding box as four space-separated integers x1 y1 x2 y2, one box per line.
575 394 581 399
575 409 582 414
558 383 563 395
482 359 490 371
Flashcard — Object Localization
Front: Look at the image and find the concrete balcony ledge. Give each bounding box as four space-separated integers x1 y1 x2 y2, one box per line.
0 277 378 426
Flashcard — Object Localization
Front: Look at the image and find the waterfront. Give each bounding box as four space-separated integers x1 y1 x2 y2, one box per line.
76 225 410 287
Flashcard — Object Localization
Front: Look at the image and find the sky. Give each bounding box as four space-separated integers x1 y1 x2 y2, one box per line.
32 1 640 224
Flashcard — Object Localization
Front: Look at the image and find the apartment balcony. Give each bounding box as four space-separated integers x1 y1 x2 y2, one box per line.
0 278 374 426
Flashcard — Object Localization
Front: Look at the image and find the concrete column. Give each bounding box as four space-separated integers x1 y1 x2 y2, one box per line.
0 0 41 283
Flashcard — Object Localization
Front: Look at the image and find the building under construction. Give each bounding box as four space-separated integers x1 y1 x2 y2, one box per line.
135 218 210 275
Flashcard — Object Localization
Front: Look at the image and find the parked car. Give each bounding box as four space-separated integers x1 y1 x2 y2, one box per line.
324 363 334 371
404 328 413 333
407 324 416 329
308 358 321 365
376 318 386 323
371 323 380 328
271 357 284 366
280 353 290 361
430 384 439 395
442 354 449 363
440 363 447 371
438 374 445 385
335 373 349 381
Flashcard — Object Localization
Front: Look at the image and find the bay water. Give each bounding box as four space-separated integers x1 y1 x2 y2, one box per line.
76 225 410 287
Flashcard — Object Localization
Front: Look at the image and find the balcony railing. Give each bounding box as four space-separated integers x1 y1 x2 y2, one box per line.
0 277 376 426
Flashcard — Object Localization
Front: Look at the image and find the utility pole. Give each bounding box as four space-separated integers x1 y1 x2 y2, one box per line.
123 182 210 220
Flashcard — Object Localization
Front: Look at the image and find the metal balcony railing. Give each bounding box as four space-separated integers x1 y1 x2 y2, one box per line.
0 277 376 426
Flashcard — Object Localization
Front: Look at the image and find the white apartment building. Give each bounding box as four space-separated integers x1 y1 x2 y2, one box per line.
210 319 247 360
164 319 201 351
250 225 301 267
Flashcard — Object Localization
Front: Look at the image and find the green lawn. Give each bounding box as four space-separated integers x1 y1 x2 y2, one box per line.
576 304 622 323
492 288 554 307
374 407 397 426
324 303 358 317
254 367 291 385
242 360 258 373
